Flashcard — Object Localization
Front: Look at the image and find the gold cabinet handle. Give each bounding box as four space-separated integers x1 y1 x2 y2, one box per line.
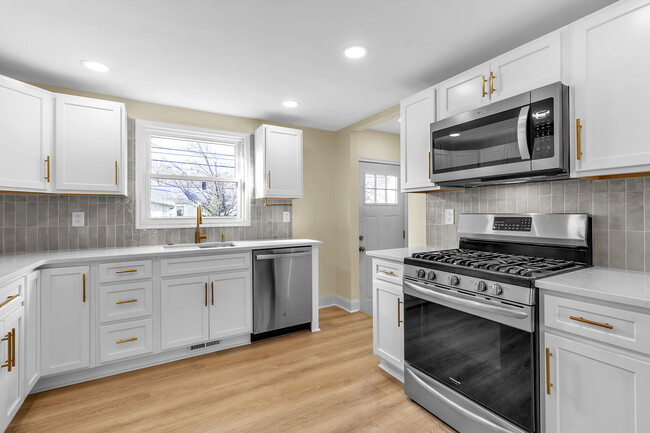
1 329 12 372
115 161 119 185
116 299 138 305
116 337 138 344
481 75 488 97
379 269 395 276
397 298 403 328
0 294 19 308
267 170 272 189
45 156 51 182
115 269 138 274
428 151 432 180
489 71 496 94
204 283 208 307
575 118 583 160
569 315 613 329
211 281 214 306
82 273 87 303
545 347 553 395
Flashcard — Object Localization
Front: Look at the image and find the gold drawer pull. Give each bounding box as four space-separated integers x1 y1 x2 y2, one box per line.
545 348 553 395
0 294 19 308
378 269 395 276
115 269 138 274
116 299 138 305
569 315 613 329
116 337 138 344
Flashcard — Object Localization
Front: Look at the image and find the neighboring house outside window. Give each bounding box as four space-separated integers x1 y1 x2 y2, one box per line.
135 120 251 229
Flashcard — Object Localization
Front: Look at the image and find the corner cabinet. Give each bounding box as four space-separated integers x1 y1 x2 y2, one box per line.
0 302 24 432
254 124 303 199
570 0 650 177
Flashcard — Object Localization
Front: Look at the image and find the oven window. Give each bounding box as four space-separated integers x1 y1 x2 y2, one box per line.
404 294 535 431
432 105 529 174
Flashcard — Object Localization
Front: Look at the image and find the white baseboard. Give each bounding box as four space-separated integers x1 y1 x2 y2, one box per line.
319 295 360 313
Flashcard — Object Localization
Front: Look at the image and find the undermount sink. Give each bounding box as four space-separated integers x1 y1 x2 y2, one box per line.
162 242 235 249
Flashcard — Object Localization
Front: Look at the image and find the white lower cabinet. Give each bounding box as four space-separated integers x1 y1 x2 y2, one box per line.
209 271 252 340
371 257 404 381
24 271 40 392
41 267 90 376
99 319 153 363
0 301 24 432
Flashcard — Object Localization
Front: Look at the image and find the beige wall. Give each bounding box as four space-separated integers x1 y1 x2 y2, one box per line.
408 194 427 246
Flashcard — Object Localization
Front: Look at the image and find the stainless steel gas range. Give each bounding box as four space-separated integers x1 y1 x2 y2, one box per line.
403 213 592 433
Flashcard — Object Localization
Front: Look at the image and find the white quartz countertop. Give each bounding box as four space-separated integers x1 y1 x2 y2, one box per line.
536 266 650 309
0 239 322 286
366 247 434 262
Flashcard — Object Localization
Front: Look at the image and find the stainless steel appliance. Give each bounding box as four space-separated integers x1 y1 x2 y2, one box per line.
252 246 312 340
403 213 591 433
431 82 569 187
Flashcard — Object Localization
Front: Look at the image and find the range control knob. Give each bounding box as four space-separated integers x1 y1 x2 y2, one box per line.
474 281 487 292
448 275 460 286
427 271 436 281
489 283 503 296
416 269 426 279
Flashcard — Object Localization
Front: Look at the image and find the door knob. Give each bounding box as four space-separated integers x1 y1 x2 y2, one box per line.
359 246 366 252
359 235 364 241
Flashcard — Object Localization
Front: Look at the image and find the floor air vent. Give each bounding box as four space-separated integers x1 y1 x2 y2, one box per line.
189 340 222 351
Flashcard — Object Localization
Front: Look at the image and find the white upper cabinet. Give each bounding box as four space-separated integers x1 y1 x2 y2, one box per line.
438 63 491 120
400 87 439 192
571 0 650 177
54 94 126 195
254 124 303 199
0 76 53 193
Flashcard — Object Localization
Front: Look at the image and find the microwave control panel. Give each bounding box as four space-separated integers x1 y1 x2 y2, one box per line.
531 98 554 160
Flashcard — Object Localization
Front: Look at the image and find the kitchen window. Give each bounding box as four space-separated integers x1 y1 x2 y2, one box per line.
135 120 251 228
364 173 398 204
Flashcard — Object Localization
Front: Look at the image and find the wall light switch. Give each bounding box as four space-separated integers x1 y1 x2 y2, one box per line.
72 212 85 227
444 209 455 225
283 211 291 223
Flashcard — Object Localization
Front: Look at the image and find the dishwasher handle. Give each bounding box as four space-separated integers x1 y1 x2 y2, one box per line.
255 252 312 260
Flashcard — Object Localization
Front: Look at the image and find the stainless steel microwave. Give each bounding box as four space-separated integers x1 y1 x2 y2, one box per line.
430 82 569 187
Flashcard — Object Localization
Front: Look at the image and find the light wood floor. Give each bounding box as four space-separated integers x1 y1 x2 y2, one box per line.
9 307 456 433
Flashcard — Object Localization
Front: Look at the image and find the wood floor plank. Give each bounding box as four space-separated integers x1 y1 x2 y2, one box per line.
8 307 457 433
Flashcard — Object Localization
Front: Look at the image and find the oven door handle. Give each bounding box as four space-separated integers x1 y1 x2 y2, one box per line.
517 105 531 161
404 281 529 320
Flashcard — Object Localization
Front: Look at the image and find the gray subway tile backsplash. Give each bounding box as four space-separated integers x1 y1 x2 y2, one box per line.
426 178 649 272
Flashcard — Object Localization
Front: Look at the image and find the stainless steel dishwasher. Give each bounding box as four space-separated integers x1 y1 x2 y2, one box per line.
252 246 312 340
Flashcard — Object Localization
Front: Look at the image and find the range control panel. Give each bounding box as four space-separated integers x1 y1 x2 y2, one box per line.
493 216 532 232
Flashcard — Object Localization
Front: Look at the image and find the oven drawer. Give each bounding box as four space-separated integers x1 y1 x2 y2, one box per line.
99 281 153 323
543 294 650 355
98 260 152 283
373 259 403 284
99 319 153 363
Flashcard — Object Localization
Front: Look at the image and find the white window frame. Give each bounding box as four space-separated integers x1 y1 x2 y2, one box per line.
135 120 251 229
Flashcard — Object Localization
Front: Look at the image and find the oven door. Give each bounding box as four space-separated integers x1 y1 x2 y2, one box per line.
403 279 536 433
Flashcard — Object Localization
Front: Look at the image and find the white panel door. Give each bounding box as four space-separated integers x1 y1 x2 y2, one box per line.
438 63 491 120
372 280 403 370
571 0 650 176
258 125 303 198
41 267 90 376
24 271 40 392
54 93 126 194
0 75 52 192
544 332 650 433
400 87 436 191
490 30 563 102
0 306 24 429
160 276 209 350
209 271 252 340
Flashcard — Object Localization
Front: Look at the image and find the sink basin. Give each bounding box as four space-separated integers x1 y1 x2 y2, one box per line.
162 242 235 249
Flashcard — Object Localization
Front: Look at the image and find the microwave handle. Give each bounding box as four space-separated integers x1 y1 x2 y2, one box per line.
517 106 531 160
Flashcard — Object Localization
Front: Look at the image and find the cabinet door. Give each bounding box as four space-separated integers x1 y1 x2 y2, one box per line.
544 333 650 433
209 271 252 340
438 63 490 120
490 30 563 102
24 272 39 392
0 306 24 429
400 87 436 191
160 276 210 350
255 125 303 198
54 94 126 194
571 0 650 176
372 280 403 370
0 75 52 192
41 267 90 376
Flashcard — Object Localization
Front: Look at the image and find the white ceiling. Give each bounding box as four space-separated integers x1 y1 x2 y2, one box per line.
369 118 400 135
0 0 617 131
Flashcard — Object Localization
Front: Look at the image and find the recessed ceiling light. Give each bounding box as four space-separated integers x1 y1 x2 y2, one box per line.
398 118 402 122
282 100 299 108
449 133 460 137
81 60 110 72
344 45 367 59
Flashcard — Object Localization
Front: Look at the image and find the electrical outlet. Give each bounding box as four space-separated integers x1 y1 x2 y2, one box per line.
283 211 291 223
444 209 455 225
72 212 85 227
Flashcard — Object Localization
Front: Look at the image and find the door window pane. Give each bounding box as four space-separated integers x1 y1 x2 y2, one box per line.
364 173 399 205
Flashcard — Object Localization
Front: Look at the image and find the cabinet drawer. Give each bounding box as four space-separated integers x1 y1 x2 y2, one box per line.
99 319 153 363
0 278 23 311
161 253 250 277
98 260 152 283
373 259 403 285
99 281 153 323
544 294 650 355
